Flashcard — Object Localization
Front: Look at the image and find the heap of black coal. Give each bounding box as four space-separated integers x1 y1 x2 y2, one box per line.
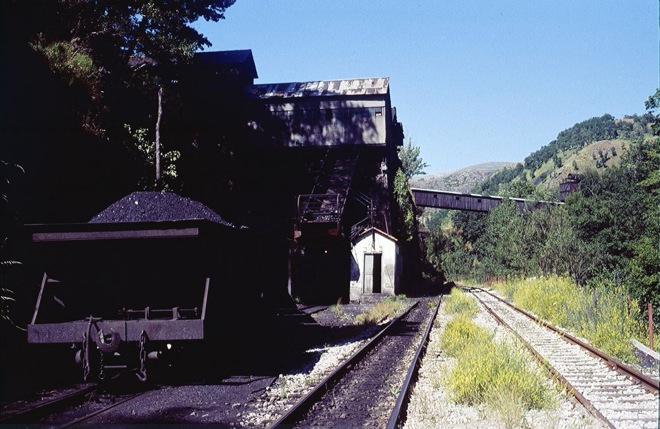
89 191 234 227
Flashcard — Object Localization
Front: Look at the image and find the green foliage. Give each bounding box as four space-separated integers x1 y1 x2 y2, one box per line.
433 191 613 285
468 113 652 195
440 314 492 357
565 139 660 307
125 124 180 190
397 138 428 178
473 163 525 195
425 226 472 280
523 114 622 173
424 210 485 281
644 88 660 135
30 39 99 94
439 288 556 425
476 201 530 278
29 0 235 138
329 303 352 322
431 136 660 320
623 139 660 312
392 168 418 243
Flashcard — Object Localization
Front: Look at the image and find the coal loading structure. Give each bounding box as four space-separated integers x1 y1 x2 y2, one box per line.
248 77 405 304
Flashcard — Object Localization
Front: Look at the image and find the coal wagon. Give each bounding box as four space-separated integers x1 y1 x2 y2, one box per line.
25 192 264 381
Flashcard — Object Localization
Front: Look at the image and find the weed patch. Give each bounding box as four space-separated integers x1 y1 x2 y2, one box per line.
354 295 409 325
444 288 479 317
497 276 647 361
442 321 553 412
439 296 556 427
440 314 491 357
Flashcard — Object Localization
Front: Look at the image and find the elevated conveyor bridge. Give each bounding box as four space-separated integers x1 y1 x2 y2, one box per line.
410 188 563 213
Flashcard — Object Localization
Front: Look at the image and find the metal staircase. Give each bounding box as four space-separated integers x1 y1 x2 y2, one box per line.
295 148 361 237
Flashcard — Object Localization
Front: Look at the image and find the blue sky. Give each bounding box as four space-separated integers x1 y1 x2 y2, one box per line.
194 1 659 174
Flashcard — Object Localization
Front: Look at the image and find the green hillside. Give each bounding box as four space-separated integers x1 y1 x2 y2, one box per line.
528 138 630 191
473 113 656 198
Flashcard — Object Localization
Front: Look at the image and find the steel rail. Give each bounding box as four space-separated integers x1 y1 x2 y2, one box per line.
0 384 98 424
477 287 659 393
56 390 151 428
0 370 141 425
267 300 420 429
386 296 442 429
467 288 617 429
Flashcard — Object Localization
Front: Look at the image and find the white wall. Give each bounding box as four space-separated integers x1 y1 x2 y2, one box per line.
350 230 399 302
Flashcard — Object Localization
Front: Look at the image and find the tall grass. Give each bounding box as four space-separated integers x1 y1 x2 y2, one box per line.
496 276 648 361
441 315 553 412
440 314 491 357
439 289 556 427
444 287 479 317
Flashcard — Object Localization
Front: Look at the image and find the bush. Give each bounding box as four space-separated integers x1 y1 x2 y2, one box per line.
510 276 581 329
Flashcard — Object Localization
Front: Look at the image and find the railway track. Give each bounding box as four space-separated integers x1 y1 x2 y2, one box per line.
268 296 440 428
1 300 437 427
0 383 98 424
0 370 152 426
467 287 659 429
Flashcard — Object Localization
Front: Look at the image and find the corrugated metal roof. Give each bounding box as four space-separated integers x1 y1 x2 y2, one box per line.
249 77 389 99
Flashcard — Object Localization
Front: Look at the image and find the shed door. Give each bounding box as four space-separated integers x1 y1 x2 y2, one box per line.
363 253 382 294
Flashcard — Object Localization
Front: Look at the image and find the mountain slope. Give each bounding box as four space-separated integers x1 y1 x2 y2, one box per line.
472 114 655 198
410 162 518 193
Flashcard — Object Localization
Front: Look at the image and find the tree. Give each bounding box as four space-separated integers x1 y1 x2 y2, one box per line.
392 168 417 242
645 88 660 135
398 138 429 178
623 139 660 311
476 200 528 278
29 0 236 187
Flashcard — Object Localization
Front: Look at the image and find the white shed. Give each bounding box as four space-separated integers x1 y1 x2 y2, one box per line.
350 227 401 302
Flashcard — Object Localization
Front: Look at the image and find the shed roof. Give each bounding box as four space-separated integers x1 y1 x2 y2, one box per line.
249 77 389 99
354 227 398 243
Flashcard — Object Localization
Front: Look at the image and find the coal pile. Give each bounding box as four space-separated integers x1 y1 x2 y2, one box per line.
89 191 235 227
